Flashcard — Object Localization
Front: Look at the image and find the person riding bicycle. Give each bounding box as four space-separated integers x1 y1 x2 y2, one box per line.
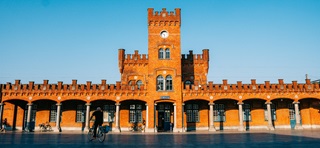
89 107 103 138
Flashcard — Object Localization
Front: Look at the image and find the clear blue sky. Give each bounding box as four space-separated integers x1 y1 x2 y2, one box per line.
1 0 319 85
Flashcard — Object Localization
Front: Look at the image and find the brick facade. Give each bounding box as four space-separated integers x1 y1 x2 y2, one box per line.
0 8 320 133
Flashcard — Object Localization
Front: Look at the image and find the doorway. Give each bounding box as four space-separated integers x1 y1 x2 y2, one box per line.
157 103 172 132
288 104 296 129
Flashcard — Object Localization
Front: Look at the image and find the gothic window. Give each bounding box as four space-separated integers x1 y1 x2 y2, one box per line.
165 48 170 59
157 75 164 91
129 104 142 123
158 48 164 59
136 80 143 90
186 104 199 122
103 104 115 122
214 104 225 122
166 75 173 90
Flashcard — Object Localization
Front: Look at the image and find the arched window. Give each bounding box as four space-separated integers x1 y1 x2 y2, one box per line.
128 80 133 86
158 48 164 59
128 80 135 90
166 75 172 90
136 80 143 90
185 80 192 85
156 75 164 91
165 48 170 59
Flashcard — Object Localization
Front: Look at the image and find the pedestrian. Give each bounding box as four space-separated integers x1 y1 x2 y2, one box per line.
89 107 103 138
2 118 7 132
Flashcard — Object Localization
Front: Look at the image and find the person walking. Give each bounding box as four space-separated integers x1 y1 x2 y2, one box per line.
89 107 103 138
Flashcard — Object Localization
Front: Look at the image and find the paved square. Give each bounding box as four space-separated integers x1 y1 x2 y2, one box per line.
1 130 320 147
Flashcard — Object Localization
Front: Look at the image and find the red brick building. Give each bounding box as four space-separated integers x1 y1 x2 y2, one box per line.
1 8 320 133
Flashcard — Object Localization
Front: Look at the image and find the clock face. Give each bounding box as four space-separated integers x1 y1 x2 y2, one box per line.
160 30 169 38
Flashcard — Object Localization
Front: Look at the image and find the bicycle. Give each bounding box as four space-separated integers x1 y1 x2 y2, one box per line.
39 122 52 132
128 122 144 132
88 125 110 143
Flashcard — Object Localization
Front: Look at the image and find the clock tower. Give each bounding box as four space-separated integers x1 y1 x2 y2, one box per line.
147 8 183 132
147 8 182 92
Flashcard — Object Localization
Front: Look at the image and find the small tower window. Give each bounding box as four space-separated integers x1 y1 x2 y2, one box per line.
157 75 164 91
159 48 170 59
136 80 143 90
166 75 173 90
159 48 164 59
165 48 170 59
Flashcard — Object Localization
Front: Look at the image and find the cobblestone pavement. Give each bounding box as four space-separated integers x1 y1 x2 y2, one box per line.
1 130 320 147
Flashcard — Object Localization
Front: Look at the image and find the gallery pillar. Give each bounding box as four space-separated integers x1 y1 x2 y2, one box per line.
238 102 245 131
55 103 62 132
114 103 121 132
266 102 275 130
294 102 303 129
208 103 216 131
85 103 91 131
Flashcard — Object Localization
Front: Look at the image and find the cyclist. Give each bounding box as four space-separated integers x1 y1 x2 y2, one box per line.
89 107 103 138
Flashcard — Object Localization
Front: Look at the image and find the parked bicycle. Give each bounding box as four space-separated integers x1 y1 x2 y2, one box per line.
128 122 144 132
39 122 52 132
88 125 110 143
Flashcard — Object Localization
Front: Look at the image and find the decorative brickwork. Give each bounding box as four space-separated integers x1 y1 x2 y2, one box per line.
0 8 320 133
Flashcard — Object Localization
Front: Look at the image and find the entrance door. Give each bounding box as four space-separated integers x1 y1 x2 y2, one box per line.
157 103 171 132
288 104 296 129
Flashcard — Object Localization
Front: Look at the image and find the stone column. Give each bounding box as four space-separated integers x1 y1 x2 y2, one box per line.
294 102 303 129
145 103 148 132
55 103 62 132
209 103 216 131
266 102 275 130
0 103 4 128
26 103 33 132
85 103 91 130
173 103 177 132
114 103 121 132
238 102 245 131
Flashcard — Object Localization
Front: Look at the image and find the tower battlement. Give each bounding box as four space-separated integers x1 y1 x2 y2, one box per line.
181 49 209 64
118 49 148 73
148 8 181 26
124 50 148 61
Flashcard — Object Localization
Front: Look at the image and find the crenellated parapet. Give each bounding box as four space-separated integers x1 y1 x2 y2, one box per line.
1 79 146 101
118 49 148 74
183 79 320 94
181 49 209 65
148 8 181 26
124 50 148 63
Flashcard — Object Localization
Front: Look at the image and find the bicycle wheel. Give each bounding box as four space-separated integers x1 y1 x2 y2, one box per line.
40 126 45 132
47 126 52 131
87 128 94 141
97 129 105 143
